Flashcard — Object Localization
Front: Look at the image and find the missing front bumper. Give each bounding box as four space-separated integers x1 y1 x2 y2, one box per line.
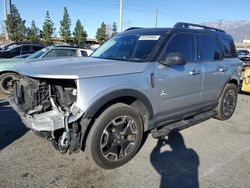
9 97 84 133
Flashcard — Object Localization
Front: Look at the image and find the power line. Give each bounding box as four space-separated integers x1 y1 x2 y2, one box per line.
124 0 219 21
129 0 219 19
68 0 214 25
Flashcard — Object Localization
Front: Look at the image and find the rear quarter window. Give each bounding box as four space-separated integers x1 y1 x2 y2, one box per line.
218 39 232 58
221 38 237 58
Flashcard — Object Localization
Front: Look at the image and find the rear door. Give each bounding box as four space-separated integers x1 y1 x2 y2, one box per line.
154 33 203 120
197 34 231 104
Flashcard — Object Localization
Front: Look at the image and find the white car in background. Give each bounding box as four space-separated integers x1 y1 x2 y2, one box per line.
0 45 93 94
237 48 250 59
29 45 93 58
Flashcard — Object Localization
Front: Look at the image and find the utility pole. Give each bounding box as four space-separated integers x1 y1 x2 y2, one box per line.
219 19 222 29
155 8 158 28
3 0 9 41
119 0 123 32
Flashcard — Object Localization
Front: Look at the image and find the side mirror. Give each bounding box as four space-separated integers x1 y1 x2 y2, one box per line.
160 53 187 66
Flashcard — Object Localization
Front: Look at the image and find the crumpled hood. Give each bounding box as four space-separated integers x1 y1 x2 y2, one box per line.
15 57 149 79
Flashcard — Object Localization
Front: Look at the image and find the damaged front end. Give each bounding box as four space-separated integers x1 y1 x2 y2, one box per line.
9 75 85 154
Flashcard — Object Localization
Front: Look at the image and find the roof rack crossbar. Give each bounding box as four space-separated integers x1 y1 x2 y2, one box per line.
174 22 225 33
125 27 144 31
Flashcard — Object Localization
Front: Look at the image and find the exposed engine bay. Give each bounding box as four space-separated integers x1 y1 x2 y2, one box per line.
10 75 85 154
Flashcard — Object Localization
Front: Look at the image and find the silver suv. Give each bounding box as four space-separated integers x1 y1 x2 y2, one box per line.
10 22 241 169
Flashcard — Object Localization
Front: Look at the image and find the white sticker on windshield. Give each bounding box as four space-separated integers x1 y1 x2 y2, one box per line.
138 35 160 41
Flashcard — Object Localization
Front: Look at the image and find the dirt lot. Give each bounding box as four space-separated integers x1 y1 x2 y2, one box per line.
0 93 250 188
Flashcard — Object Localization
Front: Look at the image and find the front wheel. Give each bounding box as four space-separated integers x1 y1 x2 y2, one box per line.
86 103 143 169
214 84 238 120
0 73 16 95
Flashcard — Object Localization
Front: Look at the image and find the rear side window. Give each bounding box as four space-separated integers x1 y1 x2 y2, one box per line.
33 45 43 52
197 35 222 61
81 50 88 57
164 33 195 62
21 45 31 53
45 49 78 58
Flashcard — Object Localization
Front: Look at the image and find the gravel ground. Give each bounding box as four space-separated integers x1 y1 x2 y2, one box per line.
0 93 250 188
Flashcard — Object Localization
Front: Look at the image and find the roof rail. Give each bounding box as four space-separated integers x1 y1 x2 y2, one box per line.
125 27 144 31
174 22 225 33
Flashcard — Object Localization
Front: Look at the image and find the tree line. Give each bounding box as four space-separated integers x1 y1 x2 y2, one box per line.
5 4 118 46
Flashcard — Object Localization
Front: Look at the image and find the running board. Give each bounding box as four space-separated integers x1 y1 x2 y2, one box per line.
152 110 217 139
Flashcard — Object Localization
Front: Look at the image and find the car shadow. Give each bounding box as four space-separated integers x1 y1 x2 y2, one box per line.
0 99 28 150
150 132 200 188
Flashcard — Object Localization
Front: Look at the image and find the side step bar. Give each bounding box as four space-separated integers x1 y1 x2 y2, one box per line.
152 110 217 139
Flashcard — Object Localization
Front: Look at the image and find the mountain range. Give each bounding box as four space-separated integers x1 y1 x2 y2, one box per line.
203 20 250 42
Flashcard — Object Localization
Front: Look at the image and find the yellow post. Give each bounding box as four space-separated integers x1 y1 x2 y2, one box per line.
242 67 250 93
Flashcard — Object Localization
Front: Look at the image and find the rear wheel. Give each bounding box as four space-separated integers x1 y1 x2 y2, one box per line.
86 103 143 169
0 73 16 95
214 84 238 120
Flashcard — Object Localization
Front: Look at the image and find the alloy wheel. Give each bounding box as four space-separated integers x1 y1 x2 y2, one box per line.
100 115 138 161
223 89 237 117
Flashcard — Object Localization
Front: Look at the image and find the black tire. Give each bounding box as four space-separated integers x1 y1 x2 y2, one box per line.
86 103 143 169
0 73 16 95
214 84 238 120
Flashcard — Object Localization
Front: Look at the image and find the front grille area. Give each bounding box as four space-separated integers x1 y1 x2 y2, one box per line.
13 76 51 113
13 76 77 114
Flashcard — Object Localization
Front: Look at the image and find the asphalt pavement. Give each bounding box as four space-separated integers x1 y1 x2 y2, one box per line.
0 93 250 188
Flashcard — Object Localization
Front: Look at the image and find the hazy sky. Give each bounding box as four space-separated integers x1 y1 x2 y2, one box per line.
1 0 250 38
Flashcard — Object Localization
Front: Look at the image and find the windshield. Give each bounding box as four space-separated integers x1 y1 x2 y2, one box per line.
26 47 50 59
91 34 162 62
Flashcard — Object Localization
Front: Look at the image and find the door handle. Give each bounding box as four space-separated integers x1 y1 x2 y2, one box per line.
190 70 201 76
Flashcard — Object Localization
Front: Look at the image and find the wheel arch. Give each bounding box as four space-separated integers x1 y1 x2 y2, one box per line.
218 77 239 100
0 70 18 75
83 89 154 130
228 78 238 86
84 89 153 119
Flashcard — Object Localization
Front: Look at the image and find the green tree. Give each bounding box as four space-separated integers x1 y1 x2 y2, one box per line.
42 11 55 45
60 7 71 43
5 4 26 42
39 30 44 39
73 19 88 46
96 22 109 44
111 22 118 37
26 20 40 42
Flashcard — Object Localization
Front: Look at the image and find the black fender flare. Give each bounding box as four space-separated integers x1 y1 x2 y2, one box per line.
84 89 154 120
218 77 239 100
